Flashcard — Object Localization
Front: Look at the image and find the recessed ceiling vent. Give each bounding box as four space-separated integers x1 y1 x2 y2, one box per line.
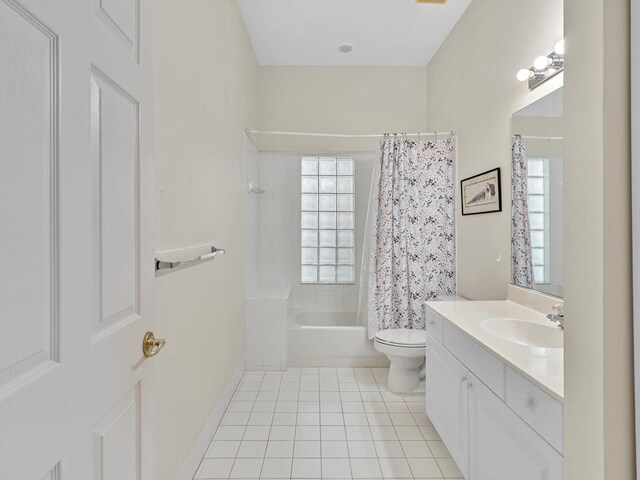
416 0 447 4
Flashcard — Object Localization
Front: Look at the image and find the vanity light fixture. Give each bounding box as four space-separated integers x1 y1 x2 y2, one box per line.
517 68 546 83
533 55 551 70
516 39 564 90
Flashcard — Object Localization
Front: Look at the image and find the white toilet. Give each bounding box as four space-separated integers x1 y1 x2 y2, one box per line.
374 328 426 393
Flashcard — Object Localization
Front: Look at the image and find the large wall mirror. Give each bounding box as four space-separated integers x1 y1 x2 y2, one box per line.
511 87 563 298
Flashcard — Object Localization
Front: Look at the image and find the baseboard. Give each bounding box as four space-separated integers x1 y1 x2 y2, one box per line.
287 355 389 368
176 354 245 480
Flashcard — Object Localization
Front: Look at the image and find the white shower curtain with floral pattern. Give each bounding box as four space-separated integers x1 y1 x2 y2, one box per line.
363 136 456 339
511 137 534 288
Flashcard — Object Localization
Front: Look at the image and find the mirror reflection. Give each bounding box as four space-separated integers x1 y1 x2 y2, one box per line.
511 87 563 298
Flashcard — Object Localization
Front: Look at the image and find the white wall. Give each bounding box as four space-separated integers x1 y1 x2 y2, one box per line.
425 0 563 300
257 152 374 312
563 0 634 477
150 1 258 477
256 66 428 153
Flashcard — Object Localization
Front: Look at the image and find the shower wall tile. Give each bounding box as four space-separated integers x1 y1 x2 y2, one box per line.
245 138 261 295
245 290 290 371
257 152 374 314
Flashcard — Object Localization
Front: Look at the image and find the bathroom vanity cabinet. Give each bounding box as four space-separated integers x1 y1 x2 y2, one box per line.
424 305 563 480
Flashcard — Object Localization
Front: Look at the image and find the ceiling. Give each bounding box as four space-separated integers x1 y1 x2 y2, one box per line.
237 0 472 66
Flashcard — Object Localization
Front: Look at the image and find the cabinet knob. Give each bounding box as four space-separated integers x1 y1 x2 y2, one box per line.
461 376 467 383
522 394 534 408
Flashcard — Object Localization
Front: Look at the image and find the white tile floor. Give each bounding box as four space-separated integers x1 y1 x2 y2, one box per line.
194 368 463 480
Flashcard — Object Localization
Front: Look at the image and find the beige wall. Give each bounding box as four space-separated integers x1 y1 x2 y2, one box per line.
256 66 428 153
151 0 258 477
425 0 563 300
426 0 635 476
144 1 636 477
564 0 634 477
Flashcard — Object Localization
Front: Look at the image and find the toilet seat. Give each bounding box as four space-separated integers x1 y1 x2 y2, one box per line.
374 328 426 348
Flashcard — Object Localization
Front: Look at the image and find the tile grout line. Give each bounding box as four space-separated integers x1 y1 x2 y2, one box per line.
255 370 270 480
407 401 438 461
195 367 461 480
404 386 445 479
289 368 301 480
388 386 414 479
318 370 323 480
193 370 257 479
356 367 384 480
233 371 264 480
326 367 348 480
377 372 439 479
339 368 355 480
376 370 398 480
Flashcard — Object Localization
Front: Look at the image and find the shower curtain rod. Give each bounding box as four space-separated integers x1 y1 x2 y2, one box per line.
245 129 455 139
513 134 564 140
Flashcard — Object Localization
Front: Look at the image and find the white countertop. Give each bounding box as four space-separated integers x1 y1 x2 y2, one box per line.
424 300 564 401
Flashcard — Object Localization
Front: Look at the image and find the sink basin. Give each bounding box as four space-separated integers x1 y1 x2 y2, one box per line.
480 318 563 349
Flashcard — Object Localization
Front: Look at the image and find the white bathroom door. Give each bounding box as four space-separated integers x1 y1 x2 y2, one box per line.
0 1 156 479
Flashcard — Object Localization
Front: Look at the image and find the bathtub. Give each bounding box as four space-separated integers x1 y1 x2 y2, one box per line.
287 310 388 367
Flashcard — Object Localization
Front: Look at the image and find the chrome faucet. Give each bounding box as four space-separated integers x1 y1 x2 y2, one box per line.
547 302 564 330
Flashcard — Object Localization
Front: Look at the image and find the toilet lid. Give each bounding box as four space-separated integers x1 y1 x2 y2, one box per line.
375 328 426 347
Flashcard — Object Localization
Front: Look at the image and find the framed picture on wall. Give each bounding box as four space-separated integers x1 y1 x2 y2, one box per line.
460 167 502 215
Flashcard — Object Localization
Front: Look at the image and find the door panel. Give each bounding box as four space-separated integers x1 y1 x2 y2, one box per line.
90 66 141 334
92 384 141 480
0 0 58 393
0 2 72 477
93 0 140 62
425 336 470 478
468 375 562 480
40 465 61 480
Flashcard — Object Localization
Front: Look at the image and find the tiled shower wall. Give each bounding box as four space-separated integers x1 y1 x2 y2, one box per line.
244 137 260 295
258 152 375 312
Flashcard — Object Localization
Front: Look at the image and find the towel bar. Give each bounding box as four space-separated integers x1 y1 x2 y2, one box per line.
155 246 225 271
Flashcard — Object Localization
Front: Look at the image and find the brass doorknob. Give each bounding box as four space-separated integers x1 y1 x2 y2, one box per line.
142 331 166 358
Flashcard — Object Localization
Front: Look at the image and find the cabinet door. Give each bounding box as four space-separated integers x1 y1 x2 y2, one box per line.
426 336 470 478
468 374 563 480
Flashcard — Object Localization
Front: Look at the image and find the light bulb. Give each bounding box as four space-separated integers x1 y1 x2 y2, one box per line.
554 39 565 55
534 55 550 70
517 68 531 82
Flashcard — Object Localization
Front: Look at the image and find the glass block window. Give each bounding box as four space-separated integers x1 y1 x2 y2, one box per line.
527 158 549 284
301 157 355 284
